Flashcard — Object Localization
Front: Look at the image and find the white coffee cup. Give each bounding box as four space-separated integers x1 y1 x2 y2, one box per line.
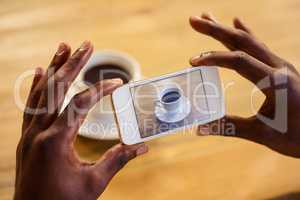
62 50 141 140
156 86 184 113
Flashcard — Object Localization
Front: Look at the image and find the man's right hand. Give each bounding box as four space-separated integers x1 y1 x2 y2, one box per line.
190 13 300 158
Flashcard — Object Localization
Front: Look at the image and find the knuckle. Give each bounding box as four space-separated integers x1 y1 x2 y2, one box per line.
230 31 251 49
16 141 22 155
32 86 43 96
22 126 40 142
88 171 107 192
115 150 130 169
55 54 83 80
16 139 26 157
48 124 61 135
53 75 70 94
54 72 64 83
283 61 294 69
236 30 251 42
34 134 58 155
73 91 93 110
233 51 249 65
237 30 250 40
67 54 82 68
272 68 290 83
207 22 218 36
17 140 31 157
22 113 30 123
73 94 87 108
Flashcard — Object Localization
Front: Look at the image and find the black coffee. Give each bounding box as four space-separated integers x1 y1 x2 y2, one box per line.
162 91 181 103
83 64 131 85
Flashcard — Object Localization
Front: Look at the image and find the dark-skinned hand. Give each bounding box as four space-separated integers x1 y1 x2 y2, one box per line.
190 13 300 158
15 41 148 200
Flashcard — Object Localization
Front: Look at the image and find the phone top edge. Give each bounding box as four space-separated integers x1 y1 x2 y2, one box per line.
128 67 203 87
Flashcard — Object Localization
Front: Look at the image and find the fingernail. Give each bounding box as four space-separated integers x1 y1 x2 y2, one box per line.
110 78 123 85
190 51 213 65
136 144 148 156
56 43 66 56
203 12 218 22
190 15 202 21
234 17 242 23
209 14 218 22
79 40 91 51
190 55 201 65
198 126 210 136
201 51 214 57
201 12 210 18
35 67 43 75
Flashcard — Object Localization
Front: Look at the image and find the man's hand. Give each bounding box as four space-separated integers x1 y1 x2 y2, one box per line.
190 13 300 158
15 41 148 200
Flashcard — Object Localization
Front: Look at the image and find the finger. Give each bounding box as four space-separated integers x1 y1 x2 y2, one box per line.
22 67 44 133
198 115 255 136
25 68 44 109
26 43 71 116
198 116 300 157
33 41 93 129
91 143 148 190
46 41 93 113
190 16 239 51
197 115 266 141
189 16 285 68
233 17 253 34
50 78 123 144
48 42 71 72
190 51 274 87
224 116 300 157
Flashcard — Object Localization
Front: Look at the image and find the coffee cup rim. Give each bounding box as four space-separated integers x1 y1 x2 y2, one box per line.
77 50 141 86
159 86 183 105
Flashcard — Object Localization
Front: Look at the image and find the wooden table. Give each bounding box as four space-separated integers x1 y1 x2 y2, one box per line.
1 0 300 199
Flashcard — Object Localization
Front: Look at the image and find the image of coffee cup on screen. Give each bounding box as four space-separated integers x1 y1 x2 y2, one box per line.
130 69 211 138
112 67 224 144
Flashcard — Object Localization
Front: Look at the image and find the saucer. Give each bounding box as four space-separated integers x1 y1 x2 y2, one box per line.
154 96 191 123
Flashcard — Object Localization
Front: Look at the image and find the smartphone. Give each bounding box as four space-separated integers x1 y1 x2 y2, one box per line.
112 66 225 145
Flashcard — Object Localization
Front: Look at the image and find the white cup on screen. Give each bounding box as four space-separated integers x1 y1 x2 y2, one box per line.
156 86 184 113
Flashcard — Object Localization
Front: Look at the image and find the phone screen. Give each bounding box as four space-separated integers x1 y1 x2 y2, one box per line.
130 69 210 138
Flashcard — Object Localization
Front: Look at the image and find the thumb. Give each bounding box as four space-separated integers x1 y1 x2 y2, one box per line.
90 143 148 190
198 115 298 157
198 115 265 142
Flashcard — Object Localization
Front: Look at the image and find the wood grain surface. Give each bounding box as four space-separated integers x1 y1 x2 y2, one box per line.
1 0 300 199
